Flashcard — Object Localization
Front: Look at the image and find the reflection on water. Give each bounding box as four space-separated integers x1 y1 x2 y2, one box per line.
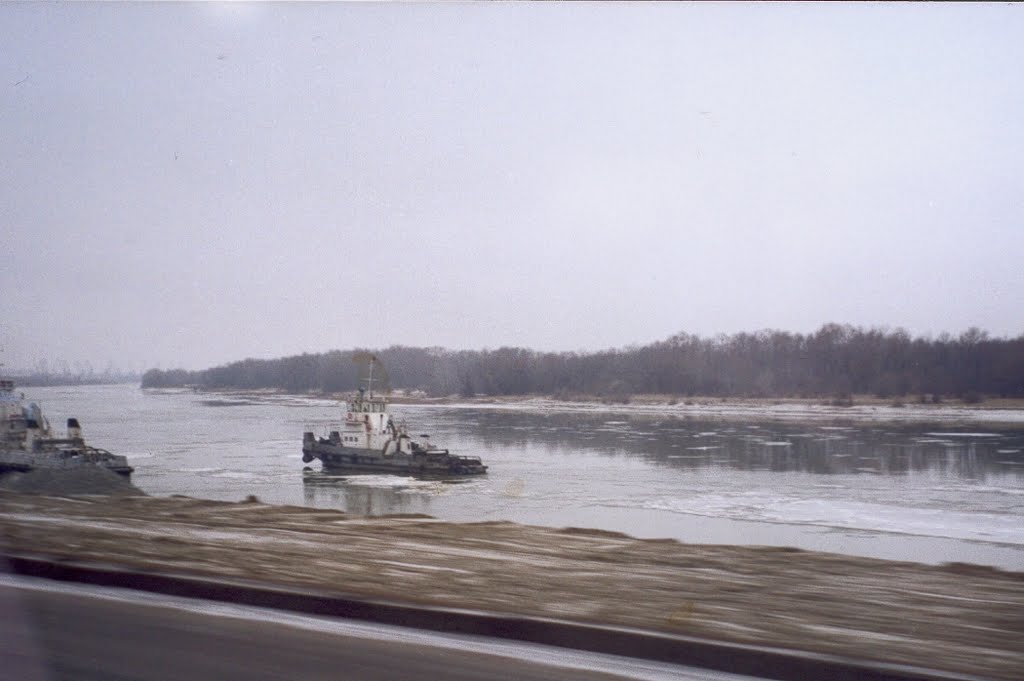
302 473 409 516
301 471 474 516
22 385 1024 569
441 410 1024 479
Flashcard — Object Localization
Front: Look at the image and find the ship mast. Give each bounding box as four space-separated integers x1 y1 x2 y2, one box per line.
366 355 375 399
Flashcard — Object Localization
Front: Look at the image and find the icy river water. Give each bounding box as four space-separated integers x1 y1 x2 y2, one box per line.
23 384 1024 570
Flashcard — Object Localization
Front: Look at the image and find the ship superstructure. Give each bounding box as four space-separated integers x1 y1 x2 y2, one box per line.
0 377 133 477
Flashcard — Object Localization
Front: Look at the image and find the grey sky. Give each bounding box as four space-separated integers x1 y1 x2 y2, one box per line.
2 3 1022 372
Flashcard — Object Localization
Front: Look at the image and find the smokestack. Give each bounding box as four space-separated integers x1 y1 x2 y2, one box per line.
67 417 82 440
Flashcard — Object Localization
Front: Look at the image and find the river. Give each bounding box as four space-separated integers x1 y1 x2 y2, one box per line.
19 384 1024 570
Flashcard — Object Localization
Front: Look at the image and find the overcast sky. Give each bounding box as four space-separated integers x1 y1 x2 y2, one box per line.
2 3 1022 372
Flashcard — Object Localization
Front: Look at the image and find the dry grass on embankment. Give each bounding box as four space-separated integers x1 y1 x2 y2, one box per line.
2 492 1022 680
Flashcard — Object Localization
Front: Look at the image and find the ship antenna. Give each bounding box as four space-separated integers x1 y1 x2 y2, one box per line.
367 355 375 399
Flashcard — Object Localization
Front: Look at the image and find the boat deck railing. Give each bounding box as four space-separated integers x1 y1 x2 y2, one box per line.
1 450 126 470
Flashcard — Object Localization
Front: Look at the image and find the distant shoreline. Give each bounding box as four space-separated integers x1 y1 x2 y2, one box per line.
11 377 140 388
151 385 1024 426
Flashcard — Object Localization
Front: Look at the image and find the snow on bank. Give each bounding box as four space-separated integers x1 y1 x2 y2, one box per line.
175 387 1024 425
418 398 1024 425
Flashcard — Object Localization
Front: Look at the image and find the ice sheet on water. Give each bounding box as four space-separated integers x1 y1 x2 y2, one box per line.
212 470 258 480
338 474 440 490
925 432 1002 438
920 483 1024 498
641 493 1024 545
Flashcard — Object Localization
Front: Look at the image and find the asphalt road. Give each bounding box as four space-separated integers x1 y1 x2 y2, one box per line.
0 577 755 681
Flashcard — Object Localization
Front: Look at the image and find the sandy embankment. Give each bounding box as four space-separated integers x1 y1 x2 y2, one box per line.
2 492 1022 680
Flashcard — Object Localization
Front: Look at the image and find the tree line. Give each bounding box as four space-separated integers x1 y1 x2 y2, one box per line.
141 324 1024 401
12 370 141 387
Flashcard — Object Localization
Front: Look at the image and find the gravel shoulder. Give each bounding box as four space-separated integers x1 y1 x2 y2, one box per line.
2 492 1021 680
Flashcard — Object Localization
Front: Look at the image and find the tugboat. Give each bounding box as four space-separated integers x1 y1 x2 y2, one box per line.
302 357 487 477
0 376 133 478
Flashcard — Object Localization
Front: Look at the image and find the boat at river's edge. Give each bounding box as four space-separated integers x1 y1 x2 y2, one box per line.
0 377 133 478
301 358 487 477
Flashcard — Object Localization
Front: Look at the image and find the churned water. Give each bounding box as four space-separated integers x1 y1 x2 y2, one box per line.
20 384 1024 569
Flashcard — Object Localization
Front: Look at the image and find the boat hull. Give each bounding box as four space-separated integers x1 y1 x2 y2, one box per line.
302 441 487 477
0 452 134 479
